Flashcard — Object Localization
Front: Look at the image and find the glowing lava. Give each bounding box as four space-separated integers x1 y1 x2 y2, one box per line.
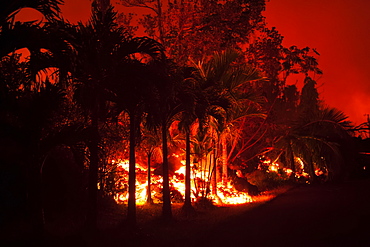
112 159 253 206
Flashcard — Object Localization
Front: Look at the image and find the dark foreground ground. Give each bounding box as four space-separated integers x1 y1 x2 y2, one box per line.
5 178 370 247
140 178 370 247
194 179 370 247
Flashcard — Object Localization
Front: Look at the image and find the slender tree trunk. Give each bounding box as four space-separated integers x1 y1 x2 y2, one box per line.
161 121 172 221
205 153 213 198
182 131 194 213
216 142 221 184
86 107 99 232
146 151 153 204
211 141 217 196
127 113 137 226
28 158 45 240
156 0 165 45
221 137 228 185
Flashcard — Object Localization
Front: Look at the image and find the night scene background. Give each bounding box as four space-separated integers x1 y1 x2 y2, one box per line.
1 0 370 246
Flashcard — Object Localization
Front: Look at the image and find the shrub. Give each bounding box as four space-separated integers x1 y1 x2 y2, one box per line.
246 170 288 191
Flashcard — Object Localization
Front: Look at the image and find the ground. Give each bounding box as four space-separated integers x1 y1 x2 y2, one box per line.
116 179 370 247
5 178 370 247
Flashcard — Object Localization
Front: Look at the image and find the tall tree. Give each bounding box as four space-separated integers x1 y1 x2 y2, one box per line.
174 73 198 213
118 0 265 64
107 53 164 225
139 125 162 204
0 0 70 237
0 54 70 237
145 60 187 221
66 4 164 228
298 76 320 119
191 49 264 184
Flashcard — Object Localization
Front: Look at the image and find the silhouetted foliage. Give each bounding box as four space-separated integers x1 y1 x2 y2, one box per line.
0 1 365 242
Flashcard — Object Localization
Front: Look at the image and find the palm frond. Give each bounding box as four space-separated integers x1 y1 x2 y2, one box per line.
0 0 63 25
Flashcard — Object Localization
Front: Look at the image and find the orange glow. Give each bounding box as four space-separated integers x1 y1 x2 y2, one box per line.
213 181 253 205
112 158 253 206
261 156 302 179
265 0 370 125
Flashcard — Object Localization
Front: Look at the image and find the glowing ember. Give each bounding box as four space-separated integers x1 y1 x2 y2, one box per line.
261 156 307 179
284 168 293 176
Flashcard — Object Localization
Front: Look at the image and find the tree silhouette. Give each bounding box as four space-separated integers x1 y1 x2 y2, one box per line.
118 0 265 64
191 49 264 185
0 55 68 236
269 88 353 183
107 52 164 226
65 4 164 228
139 124 162 204
144 60 188 221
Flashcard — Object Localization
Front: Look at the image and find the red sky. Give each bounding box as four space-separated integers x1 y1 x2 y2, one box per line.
17 0 370 125
265 0 370 125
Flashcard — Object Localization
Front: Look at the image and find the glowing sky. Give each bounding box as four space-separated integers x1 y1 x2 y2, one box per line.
17 0 370 125
265 0 370 125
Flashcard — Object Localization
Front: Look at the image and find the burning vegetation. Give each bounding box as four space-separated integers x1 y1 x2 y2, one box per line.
105 152 314 209
111 158 255 206
2 1 369 244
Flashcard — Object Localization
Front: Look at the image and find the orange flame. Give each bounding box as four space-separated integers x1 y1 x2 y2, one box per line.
112 159 253 205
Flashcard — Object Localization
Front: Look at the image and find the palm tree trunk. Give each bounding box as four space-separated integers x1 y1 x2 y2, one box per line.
182 131 194 213
161 121 172 221
146 151 153 204
86 107 99 232
28 160 45 239
221 137 228 185
127 113 137 226
211 141 217 196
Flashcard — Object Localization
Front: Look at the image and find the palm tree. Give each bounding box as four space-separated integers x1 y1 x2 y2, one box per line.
191 49 265 185
0 0 76 93
0 0 62 24
175 50 264 207
67 5 164 228
108 59 165 225
174 68 198 213
67 6 115 231
176 119 197 213
145 60 188 221
0 53 69 235
139 123 162 204
270 106 353 183
0 0 64 61
191 127 215 198
0 1 75 236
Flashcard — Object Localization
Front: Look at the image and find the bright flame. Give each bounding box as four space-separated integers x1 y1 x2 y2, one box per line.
294 157 309 178
213 181 253 204
111 158 254 206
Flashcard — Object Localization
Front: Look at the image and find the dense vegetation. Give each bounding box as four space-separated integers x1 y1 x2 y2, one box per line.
1 0 369 244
